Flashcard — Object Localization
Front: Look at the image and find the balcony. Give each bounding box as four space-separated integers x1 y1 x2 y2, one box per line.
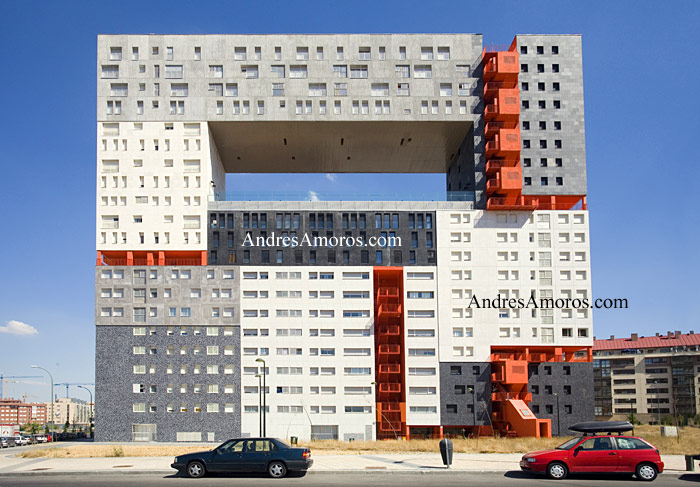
491 391 532 402
484 81 517 99
377 325 401 337
485 129 521 157
484 92 520 121
483 51 520 81
378 344 401 355
377 303 401 318
485 120 517 137
378 363 401 375
378 402 402 413
378 383 401 394
376 287 399 301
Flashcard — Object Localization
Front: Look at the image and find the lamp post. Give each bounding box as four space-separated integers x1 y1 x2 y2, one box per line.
553 392 561 436
255 374 262 437
255 358 267 436
76 385 93 438
468 386 478 435
30 365 53 433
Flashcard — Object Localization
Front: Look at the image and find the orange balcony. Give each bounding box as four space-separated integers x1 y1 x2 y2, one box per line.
483 51 520 81
379 383 401 394
484 120 517 137
485 158 519 175
487 196 532 210
377 303 401 318
379 363 401 375
484 89 520 121
378 344 401 355
492 391 532 402
379 422 403 432
485 129 521 157
378 402 402 413
377 287 399 300
484 81 517 99
377 325 401 337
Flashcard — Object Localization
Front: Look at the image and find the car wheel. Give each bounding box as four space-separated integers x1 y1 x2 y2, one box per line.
268 461 287 479
636 463 657 482
546 462 568 480
186 461 206 478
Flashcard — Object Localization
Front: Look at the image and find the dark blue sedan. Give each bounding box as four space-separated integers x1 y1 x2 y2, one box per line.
171 437 313 478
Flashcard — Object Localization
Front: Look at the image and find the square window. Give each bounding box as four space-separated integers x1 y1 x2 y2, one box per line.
552 64 560 73
520 64 528 73
537 46 544 55
552 46 559 54
520 46 527 55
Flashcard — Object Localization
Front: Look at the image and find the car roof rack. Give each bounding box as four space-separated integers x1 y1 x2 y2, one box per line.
569 421 634 436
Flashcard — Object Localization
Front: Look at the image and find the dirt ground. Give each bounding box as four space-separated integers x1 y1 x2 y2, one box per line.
18 425 698 458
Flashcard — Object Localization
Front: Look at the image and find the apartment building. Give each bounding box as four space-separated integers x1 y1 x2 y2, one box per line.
95 34 593 442
593 331 700 423
49 398 93 426
0 399 48 426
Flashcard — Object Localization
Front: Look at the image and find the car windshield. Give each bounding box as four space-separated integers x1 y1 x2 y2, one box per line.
556 437 583 450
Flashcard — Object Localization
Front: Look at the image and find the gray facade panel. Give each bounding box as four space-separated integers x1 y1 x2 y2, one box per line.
207 210 437 266
439 362 492 426
528 362 594 436
95 325 241 442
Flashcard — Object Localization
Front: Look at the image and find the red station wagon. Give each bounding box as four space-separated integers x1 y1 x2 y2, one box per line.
520 422 664 481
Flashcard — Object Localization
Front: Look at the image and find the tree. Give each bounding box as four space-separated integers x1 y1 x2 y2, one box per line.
661 414 674 426
64 420 70 432
26 422 41 435
626 413 640 425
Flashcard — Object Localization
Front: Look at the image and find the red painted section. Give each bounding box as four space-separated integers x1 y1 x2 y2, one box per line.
489 345 592 437
373 266 407 439
97 250 207 266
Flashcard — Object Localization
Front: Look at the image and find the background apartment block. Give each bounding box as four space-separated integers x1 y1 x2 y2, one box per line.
95 33 593 442
594 332 700 424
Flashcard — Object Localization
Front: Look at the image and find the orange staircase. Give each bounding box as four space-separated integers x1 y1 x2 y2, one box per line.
374 267 406 439
490 346 593 437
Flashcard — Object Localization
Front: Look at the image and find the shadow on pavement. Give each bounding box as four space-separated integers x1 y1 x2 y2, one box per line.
678 474 700 483
504 471 534 479
165 471 308 479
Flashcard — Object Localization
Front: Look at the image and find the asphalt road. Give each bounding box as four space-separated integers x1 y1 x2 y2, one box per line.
0 472 696 487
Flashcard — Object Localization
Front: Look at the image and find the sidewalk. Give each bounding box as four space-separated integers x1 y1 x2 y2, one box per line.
0 452 690 476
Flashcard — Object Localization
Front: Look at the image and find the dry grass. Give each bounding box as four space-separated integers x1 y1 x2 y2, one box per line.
17 425 699 458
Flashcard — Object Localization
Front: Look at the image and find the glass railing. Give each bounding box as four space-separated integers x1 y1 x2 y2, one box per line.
213 190 475 202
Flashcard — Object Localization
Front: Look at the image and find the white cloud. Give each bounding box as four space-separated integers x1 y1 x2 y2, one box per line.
0 320 39 336
307 191 321 202
324 173 337 183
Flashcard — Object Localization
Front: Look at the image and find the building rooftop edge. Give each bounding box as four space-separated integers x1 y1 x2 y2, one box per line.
593 331 699 351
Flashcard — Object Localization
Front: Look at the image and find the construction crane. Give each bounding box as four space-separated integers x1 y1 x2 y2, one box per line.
0 374 42 400
54 383 95 399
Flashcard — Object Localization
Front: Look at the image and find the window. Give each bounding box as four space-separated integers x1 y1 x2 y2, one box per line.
290 65 307 78
394 65 411 79
437 46 450 60
358 46 371 60
165 65 183 79
414 65 432 78
296 46 309 60
420 47 433 60
242 65 258 78
350 65 367 78
209 65 223 78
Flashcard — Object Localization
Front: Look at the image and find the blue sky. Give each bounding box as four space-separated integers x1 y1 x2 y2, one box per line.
0 0 697 405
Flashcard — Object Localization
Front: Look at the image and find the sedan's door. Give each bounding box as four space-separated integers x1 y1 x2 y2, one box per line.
241 439 275 472
208 439 246 472
614 437 656 473
569 437 619 472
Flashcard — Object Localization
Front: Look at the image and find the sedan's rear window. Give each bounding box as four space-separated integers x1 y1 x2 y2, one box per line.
616 437 653 450
274 438 292 449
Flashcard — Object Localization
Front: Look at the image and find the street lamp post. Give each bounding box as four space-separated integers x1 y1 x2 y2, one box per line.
553 393 561 436
255 374 262 437
255 358 266 436
76 385 93 438
30 365 53 434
